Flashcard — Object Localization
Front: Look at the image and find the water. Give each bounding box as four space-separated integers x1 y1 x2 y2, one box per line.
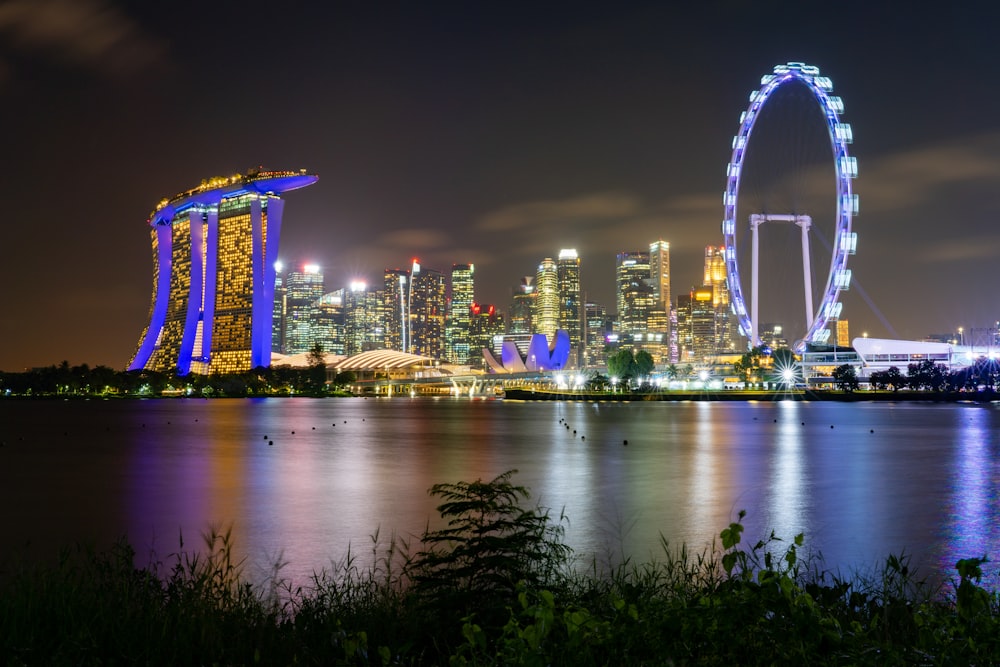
2 397 999 590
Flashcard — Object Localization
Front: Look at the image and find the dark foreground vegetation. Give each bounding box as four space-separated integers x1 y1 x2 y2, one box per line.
0 358 354 398
2 471 999 665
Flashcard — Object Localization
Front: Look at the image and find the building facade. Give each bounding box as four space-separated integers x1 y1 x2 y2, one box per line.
584 301 607 367
704 245 737 353
446 264 475 364
382 267 410 352
534 258 559 341
615 250 650 334
469 302 504 368
343 281 382 355
129 169 317 375
408 261 446 358
556 249 582 368
649 240 671 316
283 264 325 354
509 277 535 335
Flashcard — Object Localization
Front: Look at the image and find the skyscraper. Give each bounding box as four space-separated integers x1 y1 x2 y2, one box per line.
130 169 317 375
469 302 504 369
676 293 693 362
383 267 410 352
446 264 475 364
343 281 381 355
615 250 650 334
649 240 671 314
283 264 325 354
691 286 716 362
271 262 286 354
509 277 535 335
408 260 447 358
584 301 608 367
534 258 559 341
313 290 345 355
556 249 582 367
704 245 737 353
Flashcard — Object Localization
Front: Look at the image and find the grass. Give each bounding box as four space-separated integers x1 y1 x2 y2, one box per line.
2 474 999 665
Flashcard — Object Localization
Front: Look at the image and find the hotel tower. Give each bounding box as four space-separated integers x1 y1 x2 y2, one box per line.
129 169 318 375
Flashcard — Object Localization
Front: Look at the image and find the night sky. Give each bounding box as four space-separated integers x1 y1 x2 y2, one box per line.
2 0 1000 371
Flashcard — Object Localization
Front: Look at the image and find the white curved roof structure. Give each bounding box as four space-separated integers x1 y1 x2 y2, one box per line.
334 349 439 371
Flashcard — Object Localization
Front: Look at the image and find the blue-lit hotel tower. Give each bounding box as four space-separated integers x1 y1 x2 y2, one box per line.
129 169 318 375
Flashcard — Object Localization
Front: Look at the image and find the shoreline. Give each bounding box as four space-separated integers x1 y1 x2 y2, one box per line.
501 387 1000 403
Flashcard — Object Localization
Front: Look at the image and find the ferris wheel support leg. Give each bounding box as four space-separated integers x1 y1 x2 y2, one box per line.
798 218 814 334
751 220 760 347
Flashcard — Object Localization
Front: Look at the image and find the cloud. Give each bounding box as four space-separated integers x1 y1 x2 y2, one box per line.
857 132 1000 216
376 228 453 251
0 0 165 77
913 236 1000 263
476 191 642 232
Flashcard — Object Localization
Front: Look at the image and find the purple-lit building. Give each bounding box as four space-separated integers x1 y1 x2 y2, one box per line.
129 169 318 375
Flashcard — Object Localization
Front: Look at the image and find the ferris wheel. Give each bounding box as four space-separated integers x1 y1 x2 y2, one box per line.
721 62 858 351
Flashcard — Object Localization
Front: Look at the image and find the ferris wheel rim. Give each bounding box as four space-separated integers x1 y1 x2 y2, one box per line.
721 61 857 352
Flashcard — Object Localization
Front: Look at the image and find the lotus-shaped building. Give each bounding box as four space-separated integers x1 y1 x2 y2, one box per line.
483 330 571 373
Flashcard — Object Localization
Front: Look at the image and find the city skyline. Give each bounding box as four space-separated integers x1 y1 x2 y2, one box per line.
3 1 1000 370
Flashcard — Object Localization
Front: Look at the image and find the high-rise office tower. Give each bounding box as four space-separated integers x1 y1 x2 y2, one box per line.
556 249 582 367
469 302 504 369
343 281 381 355
649 240 671 314
584 301 607 367
675 294 692 362
615 251 650 333
313 290 345 355
534 258 559 341
446 264 475 364
383 267 410 352
691 286 716 363
669 306 680 363
408 260 447 358
283 264 325 354
130 169 317 375
704 245 737 353
271 262 286 354
509 277 535 335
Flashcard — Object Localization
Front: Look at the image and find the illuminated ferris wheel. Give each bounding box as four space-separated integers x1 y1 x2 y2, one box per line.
722 62 858 351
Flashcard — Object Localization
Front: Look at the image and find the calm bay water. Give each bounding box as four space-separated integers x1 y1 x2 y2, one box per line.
2 397 999 589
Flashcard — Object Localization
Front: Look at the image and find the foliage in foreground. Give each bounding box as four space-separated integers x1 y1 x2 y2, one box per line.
2 472 1000 665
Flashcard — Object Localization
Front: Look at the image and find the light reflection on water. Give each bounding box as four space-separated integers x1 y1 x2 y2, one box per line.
2 398 999 591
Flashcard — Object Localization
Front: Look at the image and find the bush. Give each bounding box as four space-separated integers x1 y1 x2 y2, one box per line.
406 469 571 637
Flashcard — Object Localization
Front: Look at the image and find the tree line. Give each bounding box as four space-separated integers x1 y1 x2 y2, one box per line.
0 358 355 398
831 358 1000 393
